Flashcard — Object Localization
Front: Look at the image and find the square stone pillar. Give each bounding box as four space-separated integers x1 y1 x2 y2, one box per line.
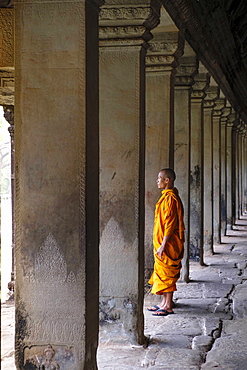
14 1 103 369
232 124 238 225
174 56 198 282
240 130 245 215
190 72 209 264
99 1 160 344
238 124 245 217
212 98 225 243
203 86 218 255
145 30 183 286
234 121 243 220
220 105 231 236
243 131 247 213
226 113 236 230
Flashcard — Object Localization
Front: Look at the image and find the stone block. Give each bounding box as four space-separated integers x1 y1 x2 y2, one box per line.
146 316 202 337
155 347 203 369
175 298 232 319
202 334 247 370
203 318 221 337
222 317 247 336
149 334 192 349
191 335 213 352
232 281 247 317
175 282 233 299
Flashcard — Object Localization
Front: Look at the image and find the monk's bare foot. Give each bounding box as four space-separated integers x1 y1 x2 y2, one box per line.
164 306 173 313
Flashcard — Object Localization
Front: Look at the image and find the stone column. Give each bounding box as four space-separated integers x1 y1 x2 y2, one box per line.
226 113 236 230
244 130 247 213
238 123 245 217
220 104 231 236
234 120 242 220
232 123 238 225
14 1 103 369
3 105 15 294
145 30 183 287
203 86 218 255
99 1 160 344
190 72 209 264
240 128 246 215
241 124 247 216
174 54 198 282
212 97 225 244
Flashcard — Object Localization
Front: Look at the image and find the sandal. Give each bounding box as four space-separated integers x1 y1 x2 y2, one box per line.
147 305 160 312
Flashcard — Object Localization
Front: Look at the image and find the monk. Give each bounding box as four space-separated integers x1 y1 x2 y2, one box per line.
148 168 185 316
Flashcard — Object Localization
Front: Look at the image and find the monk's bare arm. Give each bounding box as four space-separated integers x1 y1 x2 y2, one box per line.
156 234 172 258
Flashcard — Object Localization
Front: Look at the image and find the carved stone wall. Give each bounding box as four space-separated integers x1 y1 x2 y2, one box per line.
0 8 14 67
174 50 198 282
0 68 14 105
14 1 103 369
99 0 161 345
203 85 219 255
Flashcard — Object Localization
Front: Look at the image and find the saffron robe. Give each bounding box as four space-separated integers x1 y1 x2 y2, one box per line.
148 187 185 295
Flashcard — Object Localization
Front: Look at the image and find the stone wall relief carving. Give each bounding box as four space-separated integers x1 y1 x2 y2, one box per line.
99 25 148 39
99 1 161 45
41 345 60 369
203 100 215 109
175 75 194 86
22 234 85 364
213 98 225 116
99 6 151 21
227 113 237 127
148 41 179 54
19 2 81 23
0 8 14 67
146 55 175 65
24 344 76 369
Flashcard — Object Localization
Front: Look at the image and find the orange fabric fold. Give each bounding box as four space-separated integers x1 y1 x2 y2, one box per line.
148 188 185 295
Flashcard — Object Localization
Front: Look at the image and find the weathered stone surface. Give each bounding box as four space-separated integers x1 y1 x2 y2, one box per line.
154 348 203 368
0 9 14 67
189 264 222 284
147 316 202 337
171 298 231 319
14 1 103 368
99 1 161 344
232 280 247 317
190 70 209 262
222 317 247 336
174 282 233 299
3 227 247 369
202 333 247 370
145 19 183 281
191 335 213 352
203 318 222 337
174 45 198 282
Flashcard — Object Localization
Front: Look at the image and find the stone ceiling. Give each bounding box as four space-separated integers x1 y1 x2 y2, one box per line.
193 0 247 120
162 0 247 123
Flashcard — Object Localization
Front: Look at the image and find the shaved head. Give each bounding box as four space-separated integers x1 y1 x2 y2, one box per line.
160 168 176 182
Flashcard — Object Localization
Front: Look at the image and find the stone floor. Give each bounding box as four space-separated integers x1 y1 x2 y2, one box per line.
2 215 247 369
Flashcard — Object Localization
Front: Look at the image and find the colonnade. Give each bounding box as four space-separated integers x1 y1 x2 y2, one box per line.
0 1 247 369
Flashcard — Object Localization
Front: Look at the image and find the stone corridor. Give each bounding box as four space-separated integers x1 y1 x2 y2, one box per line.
1 1 247 367
2 215 247 369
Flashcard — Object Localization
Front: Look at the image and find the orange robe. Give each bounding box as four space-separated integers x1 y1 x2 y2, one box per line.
148 187 185 295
